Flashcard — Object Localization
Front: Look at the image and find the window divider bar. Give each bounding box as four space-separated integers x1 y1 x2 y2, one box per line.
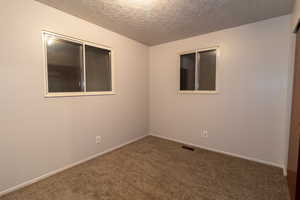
198 52 201 90
109 51 113 91
83 43 87 92
195 51 199 90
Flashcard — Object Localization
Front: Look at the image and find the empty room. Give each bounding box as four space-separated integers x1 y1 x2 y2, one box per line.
2 0 300 199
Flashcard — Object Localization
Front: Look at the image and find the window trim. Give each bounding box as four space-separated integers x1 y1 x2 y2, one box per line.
42 31 115 98
178 46 220 95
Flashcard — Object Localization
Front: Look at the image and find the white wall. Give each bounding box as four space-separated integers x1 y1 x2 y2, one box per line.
0 0 148 192
149 15 293 167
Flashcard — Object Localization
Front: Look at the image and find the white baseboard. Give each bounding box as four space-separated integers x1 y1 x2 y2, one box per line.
149 133 285 175
0 134 147 197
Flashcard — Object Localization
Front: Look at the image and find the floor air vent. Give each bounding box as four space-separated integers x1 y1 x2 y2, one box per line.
182 145 195 151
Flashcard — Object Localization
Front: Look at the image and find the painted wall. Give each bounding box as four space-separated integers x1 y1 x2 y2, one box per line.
149 15 293 167
0 0 148 192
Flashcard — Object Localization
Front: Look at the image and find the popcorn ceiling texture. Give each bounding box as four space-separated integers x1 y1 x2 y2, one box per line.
35 0 294 45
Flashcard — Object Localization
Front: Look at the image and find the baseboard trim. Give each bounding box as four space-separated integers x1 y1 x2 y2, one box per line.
149 133 285 175
0 134 147 197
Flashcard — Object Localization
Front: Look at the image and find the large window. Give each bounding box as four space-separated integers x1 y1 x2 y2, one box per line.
180 47 218 94
43 32 114 97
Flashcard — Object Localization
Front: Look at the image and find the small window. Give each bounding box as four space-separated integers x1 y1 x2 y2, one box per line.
43 32 114 97
180 47 218 93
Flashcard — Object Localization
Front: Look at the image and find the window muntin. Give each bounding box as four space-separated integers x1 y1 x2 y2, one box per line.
179 47 218 93
43 32 114 97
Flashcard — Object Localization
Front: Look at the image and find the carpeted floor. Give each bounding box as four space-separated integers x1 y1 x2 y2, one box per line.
0 136 289 200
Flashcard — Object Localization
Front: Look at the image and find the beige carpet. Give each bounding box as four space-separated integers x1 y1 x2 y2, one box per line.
0 136 289 200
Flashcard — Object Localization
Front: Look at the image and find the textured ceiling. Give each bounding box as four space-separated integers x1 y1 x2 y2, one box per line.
35 0 294 46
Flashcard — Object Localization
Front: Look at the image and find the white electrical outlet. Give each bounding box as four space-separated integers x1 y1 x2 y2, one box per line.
96 136 102 144
202 130 208 138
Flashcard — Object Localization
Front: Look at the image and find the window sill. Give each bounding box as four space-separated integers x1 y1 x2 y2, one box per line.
45 91 116 98
178 90 219 95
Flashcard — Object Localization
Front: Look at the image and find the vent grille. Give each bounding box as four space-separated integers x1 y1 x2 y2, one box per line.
182 145 195 151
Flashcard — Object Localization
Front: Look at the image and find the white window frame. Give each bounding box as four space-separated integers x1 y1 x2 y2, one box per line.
42 31 115 98
178 46 220 94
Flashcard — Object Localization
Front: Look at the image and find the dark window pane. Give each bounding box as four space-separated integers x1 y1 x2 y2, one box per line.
85 45 112 92
180 53 196 90
46 37 84 93
197 50 216 91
